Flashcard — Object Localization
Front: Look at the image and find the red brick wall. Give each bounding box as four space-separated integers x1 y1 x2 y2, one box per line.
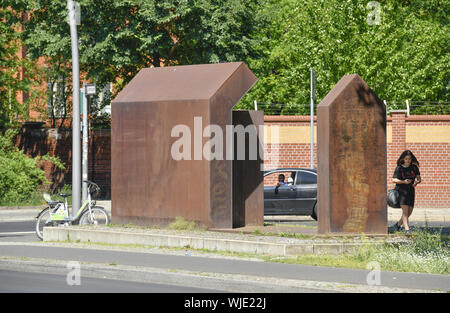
15 113 450 207
265 113 450 208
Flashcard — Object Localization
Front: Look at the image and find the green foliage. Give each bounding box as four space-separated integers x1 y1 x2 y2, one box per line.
0 7 43 129
0 129 65 205
3 0 261 126
3 0 448 118
267 230 449 275
238 0 450 114
355 230 449 274
168 216 206 231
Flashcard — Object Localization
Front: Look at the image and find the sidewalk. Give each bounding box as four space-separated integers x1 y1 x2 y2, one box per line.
0 200 448 224
0 201 111 222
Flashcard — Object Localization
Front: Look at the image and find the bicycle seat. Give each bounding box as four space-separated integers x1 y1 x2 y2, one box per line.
58 193 72 198
48 201 61 207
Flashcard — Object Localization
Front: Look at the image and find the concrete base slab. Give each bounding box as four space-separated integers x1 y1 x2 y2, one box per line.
43 226 387 256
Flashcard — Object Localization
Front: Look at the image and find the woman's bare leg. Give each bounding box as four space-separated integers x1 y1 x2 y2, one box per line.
407 206 414 229
408 206 414 217
398 205 410 230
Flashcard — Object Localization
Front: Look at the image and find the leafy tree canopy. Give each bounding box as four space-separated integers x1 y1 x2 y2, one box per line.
6 0 261 92
3 0 448 118
238 0 449 114
0 6 42 128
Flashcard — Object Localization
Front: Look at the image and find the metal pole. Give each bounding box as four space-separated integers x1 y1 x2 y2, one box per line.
68 0 80 216
310 68 315 169
82 83 88 203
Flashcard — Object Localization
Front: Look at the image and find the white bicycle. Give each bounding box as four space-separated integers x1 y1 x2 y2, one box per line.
35 180 110 240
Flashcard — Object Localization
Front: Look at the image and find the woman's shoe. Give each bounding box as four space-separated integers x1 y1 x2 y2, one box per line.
392 222 401 232
405 229 412 235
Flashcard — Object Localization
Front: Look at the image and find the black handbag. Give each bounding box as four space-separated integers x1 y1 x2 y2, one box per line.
387 189 400 208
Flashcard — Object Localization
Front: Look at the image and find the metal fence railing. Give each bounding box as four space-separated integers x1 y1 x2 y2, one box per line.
386 101 450 115
249 100 449 115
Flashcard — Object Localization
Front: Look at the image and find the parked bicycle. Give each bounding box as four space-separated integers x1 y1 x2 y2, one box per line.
35 180 110 240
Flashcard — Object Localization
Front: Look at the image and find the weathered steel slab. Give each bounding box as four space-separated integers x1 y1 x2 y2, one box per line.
317 74 387 234
111 62 260 228
232 110 264 227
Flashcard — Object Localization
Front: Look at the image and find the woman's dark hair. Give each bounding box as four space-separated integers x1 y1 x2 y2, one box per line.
397 150 420 167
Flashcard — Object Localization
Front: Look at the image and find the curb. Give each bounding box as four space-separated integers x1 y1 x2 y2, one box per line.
43 227 384 256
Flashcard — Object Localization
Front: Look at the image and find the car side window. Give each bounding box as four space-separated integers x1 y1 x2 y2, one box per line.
296 171 317 184
264 171 293 187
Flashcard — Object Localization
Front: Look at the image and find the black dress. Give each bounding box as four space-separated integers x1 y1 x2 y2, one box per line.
393 164 420 207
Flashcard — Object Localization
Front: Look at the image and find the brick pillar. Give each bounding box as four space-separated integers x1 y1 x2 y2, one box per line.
390 111 406 157
388 111 407 188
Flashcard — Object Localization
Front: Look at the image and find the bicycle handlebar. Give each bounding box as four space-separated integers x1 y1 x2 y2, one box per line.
83 180 100 190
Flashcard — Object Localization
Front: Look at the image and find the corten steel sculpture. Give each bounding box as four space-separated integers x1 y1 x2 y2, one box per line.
317 74 387 234
111 62 263 228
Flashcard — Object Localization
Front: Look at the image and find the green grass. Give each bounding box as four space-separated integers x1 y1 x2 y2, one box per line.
168 217 207 231
263 254 368 270
265 229 450 275
251 228 317 240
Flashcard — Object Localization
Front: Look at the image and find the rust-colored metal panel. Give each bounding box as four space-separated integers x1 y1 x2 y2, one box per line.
111 100 211 226
208 64 259 228
317 74 387 234
232 110 264 228
111 62 260 228
113 62 252 103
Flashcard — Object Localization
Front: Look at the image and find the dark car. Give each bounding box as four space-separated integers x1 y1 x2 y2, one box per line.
264 168 317 220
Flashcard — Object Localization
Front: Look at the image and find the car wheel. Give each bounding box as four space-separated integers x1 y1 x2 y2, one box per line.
311 202 317 221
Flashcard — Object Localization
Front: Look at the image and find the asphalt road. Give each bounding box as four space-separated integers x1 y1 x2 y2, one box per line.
1 243 449 292
0 269 218 293
0 221 36 242
0 216 449 293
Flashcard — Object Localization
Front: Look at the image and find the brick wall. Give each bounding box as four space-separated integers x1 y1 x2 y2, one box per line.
264 113 450 208
15 113 450 207
14 128 111 199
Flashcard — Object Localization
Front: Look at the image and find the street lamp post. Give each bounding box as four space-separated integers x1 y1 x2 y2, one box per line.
82 84 96 202
68 0 81 217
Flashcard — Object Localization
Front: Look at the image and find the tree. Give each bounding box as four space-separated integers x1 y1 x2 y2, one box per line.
238 0 450 114
4 0 262 127
0 6 42 129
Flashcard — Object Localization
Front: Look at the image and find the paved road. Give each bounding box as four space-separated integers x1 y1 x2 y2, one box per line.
0 221 36 242
0 212 449 293
0 269 219 293
0 243 448 292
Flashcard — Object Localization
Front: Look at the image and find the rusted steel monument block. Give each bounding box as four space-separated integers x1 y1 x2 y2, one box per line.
317 74 387 234
111 62 263 228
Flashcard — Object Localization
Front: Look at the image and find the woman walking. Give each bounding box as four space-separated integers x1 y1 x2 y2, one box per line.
391 150 421 234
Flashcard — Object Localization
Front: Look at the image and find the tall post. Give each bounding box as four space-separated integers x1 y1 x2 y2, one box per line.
310 68 315 169
68 0 80 216
82 83 88 203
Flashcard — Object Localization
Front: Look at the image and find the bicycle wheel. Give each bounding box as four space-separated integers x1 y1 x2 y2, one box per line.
35 207 53 240
79 207 110 226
